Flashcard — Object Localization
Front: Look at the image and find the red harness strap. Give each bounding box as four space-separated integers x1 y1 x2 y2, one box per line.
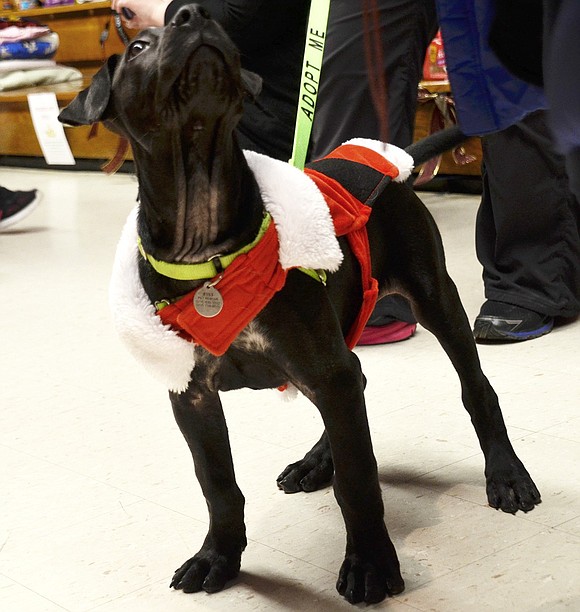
304 144 401 347
304 167 376 348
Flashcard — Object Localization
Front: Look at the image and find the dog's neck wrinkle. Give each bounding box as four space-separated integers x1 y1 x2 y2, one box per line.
135 139 263 265
173 133 238 262
169 134 188 259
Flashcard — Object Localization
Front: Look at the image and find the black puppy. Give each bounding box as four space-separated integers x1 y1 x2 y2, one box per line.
59 5 540 605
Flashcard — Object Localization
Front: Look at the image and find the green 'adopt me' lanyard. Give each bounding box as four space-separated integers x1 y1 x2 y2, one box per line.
288 0 331 170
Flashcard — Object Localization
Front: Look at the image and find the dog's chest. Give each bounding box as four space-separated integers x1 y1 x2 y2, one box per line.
193 320 289 393
232 320 272 353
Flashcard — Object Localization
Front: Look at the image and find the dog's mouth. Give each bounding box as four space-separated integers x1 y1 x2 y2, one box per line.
154 13 243 135
170 46 237 134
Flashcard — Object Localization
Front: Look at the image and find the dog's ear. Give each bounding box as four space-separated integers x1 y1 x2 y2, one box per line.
240 68 262 101
58 55 119 126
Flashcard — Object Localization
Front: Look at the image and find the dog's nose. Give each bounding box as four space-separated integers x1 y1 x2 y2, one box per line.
172 4 212 28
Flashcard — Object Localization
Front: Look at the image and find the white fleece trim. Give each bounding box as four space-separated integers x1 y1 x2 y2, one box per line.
109 207 197 393
245 150 343 271
343 138 414 182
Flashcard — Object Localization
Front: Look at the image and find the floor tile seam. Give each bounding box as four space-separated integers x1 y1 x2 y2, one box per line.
0 441 89 471
503 426 544 439
0 441 194 506
4 497 151 542
247 509 339 544
366 397 463 420
51 381 163 403
405 450 483 483
48 494 212 535
523 427 580 445
242 537 336 577
82 577 170 612
0 441 152 497
2 441 213 530
475 355 570 372
390 595 426 611
402 479 556 526
531 364 580 376
401 527 551 593
248 515 334 550
385 477 490 512
139 498 210 525
0 571 71 611
237 432 319 452
397 455 559 516
550 517 580 536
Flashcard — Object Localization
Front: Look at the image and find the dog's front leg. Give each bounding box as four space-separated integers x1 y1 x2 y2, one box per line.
306 352 404 603
169 384 246 594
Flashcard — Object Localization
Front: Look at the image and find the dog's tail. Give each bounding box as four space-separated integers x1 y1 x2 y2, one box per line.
404 125 468 168
366 126 469 205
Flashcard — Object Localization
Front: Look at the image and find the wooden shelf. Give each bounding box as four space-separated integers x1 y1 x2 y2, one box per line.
0 1 113 19
0 1 132 161
2 1 127 64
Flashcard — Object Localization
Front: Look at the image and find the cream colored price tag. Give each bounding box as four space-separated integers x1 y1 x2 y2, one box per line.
27 92 75 165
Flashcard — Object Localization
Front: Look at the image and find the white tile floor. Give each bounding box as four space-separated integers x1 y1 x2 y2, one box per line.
1 166 579 611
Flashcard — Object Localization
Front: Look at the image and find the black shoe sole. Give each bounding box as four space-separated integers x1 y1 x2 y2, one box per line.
473 316 554 343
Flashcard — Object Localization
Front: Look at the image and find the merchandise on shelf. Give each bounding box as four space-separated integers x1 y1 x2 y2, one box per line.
423 30 447 81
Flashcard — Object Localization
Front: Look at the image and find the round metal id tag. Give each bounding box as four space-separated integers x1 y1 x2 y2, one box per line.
193 282 224 318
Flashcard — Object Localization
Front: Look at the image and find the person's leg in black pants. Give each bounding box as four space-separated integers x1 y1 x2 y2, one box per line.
311 0 438 344
474 109 580 341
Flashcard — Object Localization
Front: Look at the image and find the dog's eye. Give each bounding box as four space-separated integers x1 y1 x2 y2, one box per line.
127 40 150 60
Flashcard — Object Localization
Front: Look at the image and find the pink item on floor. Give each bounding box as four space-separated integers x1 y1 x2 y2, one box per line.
357 321 417 345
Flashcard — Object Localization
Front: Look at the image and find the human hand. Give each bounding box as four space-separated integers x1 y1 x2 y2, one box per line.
110 0 172 30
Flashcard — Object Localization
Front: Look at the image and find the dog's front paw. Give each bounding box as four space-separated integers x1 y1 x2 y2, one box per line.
337 551 405 604
170 546 242 594
486 451 541 513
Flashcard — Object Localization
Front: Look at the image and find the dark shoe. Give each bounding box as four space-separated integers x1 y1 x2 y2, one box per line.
473 300 554 342
0 187 40 231
358 295 417 345
366 294 416 326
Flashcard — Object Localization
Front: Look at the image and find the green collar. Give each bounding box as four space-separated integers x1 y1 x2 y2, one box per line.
137 213 272 281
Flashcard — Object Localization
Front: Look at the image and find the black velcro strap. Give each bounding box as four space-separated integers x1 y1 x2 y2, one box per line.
306 157 391 207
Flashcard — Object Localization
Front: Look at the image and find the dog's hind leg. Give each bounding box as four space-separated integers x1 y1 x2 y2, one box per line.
168 381 247 594
374 186 541 514
410 273 541 512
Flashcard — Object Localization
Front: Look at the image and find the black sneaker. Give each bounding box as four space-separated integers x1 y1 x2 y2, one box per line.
473 300 554 342
0 186 41 231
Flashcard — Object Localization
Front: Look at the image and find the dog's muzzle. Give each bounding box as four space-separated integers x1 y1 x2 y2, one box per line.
154 5 241 113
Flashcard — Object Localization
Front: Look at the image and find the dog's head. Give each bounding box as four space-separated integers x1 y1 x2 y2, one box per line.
58 4 262 151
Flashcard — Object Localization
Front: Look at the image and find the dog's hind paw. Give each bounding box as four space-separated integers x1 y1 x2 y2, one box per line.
170 547 242 594
276 435 334 493
486 455 542 514
277 457 333 493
